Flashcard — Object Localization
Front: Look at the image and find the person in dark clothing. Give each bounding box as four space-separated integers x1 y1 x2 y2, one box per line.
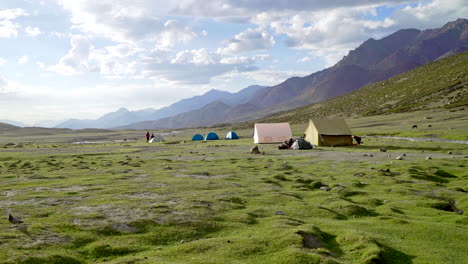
151 133 155 139
145 131 150 142
353 135 362 145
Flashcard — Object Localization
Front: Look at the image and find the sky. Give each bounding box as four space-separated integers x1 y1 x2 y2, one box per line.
0 0 466 126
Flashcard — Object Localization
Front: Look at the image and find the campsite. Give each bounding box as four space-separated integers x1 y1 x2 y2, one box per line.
0 108 467 264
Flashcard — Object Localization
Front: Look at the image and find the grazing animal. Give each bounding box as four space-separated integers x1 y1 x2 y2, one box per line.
412 125 418 129
8 213 23 224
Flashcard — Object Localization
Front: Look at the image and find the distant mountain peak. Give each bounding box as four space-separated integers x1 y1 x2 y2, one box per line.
116 107 129 112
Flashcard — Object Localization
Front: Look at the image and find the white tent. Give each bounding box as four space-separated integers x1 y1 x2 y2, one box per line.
148 134 165 143
253 123 293 144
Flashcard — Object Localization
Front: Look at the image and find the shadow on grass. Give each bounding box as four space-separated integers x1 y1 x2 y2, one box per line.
380 244 415 264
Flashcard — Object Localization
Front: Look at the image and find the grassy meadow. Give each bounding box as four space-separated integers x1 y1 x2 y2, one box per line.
0 109 467 264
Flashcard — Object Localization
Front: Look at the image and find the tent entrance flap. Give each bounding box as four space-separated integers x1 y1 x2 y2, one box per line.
320 135 352 146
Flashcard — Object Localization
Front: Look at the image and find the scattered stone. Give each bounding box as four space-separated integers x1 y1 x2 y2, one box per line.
180 240 185 244
104 163 112 167
8 213 24 224
424 117 432 119
412 125 418 129
428 124 432 128
275 211 285 215
426 157 432 160
363 154 369 157
164 166 172 170
250 146 260 154
320 186 331 192
402 153 406 156
369 154 374 157
448 151 453 155
379 148 387 152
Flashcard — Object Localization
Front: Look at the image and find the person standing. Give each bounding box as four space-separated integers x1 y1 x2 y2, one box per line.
145 131 150 142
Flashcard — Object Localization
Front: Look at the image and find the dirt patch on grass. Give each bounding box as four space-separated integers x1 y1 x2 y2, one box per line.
115 192 165 200
174 173 229 179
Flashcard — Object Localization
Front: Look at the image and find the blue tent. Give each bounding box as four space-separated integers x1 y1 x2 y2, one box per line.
204 132 219 140
225 131 239 140
192 134 204 141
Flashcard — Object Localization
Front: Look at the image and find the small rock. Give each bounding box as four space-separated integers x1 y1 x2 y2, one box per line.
379 148 387 152
180 240 185 244
320 186 331 192
275 211 285 215
164 166 172 170
426 157 432 160
402 153 406 156
363 154 369 157
448 151 452 154
369 154 374 157
250 146 260 154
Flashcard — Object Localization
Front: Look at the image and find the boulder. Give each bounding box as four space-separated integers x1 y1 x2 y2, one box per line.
250 146 260 154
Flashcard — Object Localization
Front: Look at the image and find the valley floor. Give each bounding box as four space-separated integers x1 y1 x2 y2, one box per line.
0 134 467 264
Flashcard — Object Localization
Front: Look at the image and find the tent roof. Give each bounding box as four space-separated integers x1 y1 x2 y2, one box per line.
309 119 352 135
254 123 292 137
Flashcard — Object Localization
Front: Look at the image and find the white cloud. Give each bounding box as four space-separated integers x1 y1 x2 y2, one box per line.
0 57 6 65
221 69 309 85
392 0 468 29
17 55 29 64
157 20 197 48
298 56 312 63
142 48 258 84
0 8 28 38
25 26 41 37
48 35 92 75
58 0 196 46
217 27 275 54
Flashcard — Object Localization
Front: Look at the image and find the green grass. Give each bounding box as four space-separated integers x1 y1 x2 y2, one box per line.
0 113 467 263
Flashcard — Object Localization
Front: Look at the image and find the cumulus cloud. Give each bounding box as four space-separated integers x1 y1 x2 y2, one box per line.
58 0 197 46
0 8 28 38
157 20 197 48
222 69 310 85
48 35 92 75
25 26 41 37
17 55 29 64
142 48 258 84
217 27 275 54
49 35 141 77
391 0 468 29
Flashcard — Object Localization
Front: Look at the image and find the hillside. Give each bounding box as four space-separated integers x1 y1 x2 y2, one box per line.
251 51 467 125
246 19 467 111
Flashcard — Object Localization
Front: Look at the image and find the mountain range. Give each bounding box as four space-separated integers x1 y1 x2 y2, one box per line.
55 18 468 130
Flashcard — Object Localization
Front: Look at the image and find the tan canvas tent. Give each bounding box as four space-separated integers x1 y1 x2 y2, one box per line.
304 119 353 146
254 123 293 144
